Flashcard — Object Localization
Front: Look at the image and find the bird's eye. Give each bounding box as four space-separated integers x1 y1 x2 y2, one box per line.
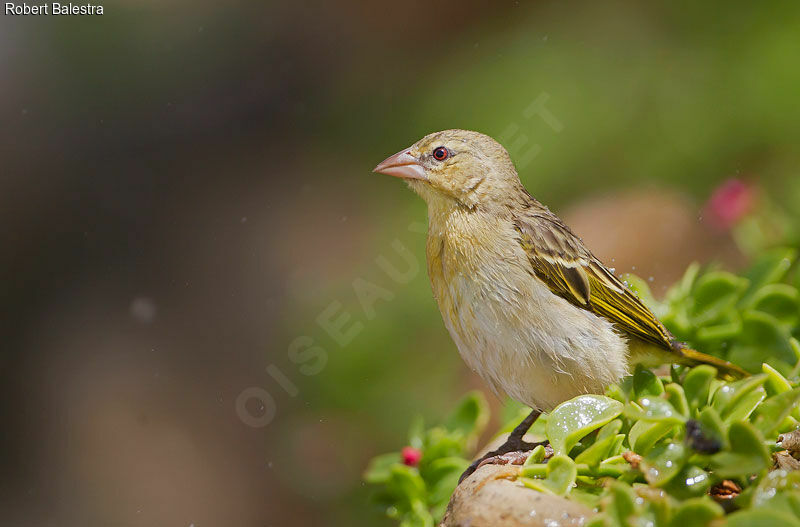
432 146 449 161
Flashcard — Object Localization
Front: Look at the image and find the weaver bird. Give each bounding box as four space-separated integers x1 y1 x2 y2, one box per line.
373 129 745 482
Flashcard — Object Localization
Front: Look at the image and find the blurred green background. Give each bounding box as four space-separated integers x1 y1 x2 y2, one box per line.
2 1 800 525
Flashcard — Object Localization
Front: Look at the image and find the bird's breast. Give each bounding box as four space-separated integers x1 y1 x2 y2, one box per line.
425 213 629 410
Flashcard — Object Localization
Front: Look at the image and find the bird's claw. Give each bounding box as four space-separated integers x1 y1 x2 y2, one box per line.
458 440 549 484
476 450 531 468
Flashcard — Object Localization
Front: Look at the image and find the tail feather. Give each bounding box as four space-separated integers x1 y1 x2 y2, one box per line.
628 339 749 379
678 347 749 379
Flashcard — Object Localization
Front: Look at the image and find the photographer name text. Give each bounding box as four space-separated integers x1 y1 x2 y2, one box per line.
5 2 103 15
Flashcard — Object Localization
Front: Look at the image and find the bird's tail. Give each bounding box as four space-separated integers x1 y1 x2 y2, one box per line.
677 347 749 379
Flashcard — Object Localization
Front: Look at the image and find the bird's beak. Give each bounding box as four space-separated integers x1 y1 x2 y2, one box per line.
373 149 427 180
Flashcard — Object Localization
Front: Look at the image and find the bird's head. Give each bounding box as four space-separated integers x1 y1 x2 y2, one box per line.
373 129 523 211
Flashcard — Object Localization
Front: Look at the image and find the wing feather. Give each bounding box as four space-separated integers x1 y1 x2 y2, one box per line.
514 211 675 349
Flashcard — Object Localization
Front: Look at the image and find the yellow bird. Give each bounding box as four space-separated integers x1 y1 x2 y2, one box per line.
373 129 745 482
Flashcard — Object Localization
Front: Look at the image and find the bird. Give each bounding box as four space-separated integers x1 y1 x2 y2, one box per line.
373 129 746 483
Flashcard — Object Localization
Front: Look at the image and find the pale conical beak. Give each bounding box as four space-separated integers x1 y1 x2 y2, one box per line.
373 149 427 180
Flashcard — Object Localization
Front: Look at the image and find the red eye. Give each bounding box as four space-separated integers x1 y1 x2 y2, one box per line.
432 146 449 161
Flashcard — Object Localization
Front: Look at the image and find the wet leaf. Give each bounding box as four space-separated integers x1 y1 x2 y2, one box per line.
624 397 686 425
547 395 624 455
752 469 800 507
520 455 577 496
711 373 767 420
663 465 712 498
723 387 766 423
641 442 687 486
628 420 677 454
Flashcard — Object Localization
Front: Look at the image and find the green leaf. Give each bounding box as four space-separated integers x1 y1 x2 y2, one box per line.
575 433 625 467
752 469 800 508
364 452 402 483
385 464 427 505
683 365 718 413
667 262 701 304
445 391 489 439
727 509 800 527
696 317 743 342
624 397 686 425
740 247 797 305
752 387 800 437
691 271 749 324
399 500 434 527
791 337 800 378
633 365 665 398
711 421 770 478
424 456 469 486
524 444 547 465
665 383 690 417
668 497 724 527
763 362 793 395
711 374 768 420
641 442 688 486
751 284 800 326
697 406 728 449
628 420 677 454
604 481 638 527
663 465 712 498
546 395 624 455
520 455 577 496
723 387 766 423
426 457 468 512
422 427 465 461
728 311 795 372
597 419 623 441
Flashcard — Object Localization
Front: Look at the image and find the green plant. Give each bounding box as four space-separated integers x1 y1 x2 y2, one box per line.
365 248 800 526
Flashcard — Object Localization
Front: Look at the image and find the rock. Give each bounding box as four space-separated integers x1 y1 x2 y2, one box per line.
440 464 593 527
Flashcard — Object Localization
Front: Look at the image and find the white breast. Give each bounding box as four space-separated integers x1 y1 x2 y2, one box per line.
430 218 629 411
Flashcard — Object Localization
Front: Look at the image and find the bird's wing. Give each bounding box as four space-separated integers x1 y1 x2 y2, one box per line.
513 211 675 349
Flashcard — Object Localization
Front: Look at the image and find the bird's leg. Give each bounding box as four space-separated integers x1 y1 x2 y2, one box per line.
458 409 547 484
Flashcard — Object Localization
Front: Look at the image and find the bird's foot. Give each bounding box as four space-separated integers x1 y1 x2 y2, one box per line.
458 439 550 484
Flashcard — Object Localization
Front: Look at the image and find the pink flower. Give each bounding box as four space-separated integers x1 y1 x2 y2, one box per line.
401 446 422 467
705 179 756 229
